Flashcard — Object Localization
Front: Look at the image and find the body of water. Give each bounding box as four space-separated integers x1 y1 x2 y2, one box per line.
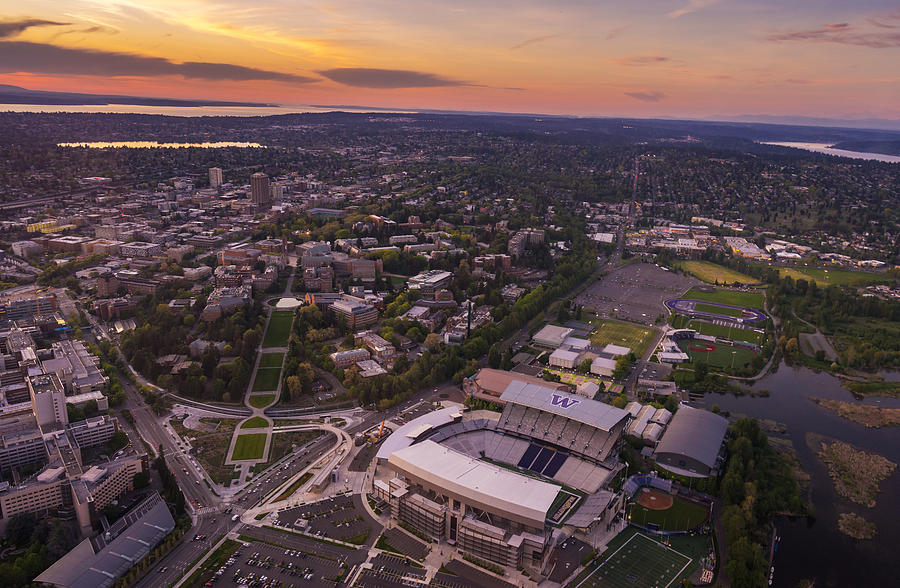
57 141 264 149
696 364 900 587
760 141 900 163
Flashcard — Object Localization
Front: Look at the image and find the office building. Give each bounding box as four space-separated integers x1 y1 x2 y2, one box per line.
251 172 271 208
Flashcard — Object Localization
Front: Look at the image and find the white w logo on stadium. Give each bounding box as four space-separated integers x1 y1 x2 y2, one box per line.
549 394 580 409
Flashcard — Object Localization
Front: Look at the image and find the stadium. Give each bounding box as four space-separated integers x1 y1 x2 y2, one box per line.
372 380 631 571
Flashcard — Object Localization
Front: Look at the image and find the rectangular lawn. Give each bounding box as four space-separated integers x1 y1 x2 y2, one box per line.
684 287 765 310
677 260 759 285
573 530 693 588
263 311 294 347
687 320 763 345
252 367 281 392
259 352 285 368
677 339 757 370
693 302 744 318
232 433 267 460
590 320 657 356
249 394 275 409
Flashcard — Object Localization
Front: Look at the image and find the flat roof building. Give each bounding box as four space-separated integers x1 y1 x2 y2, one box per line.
654 405 728 478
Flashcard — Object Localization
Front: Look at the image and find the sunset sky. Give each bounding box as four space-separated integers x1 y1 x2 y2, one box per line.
1 0 899 118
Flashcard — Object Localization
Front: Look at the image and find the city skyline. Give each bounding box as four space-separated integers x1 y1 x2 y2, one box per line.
1 1 899 119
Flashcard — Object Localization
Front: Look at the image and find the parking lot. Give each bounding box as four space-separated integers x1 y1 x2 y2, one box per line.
380 527 430 561
575 263 698 325
204 540 347 588
275 494 381 546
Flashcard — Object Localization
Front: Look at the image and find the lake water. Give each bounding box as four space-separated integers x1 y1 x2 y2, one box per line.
760 142 900 164
57 141 264 149
696 364 900 587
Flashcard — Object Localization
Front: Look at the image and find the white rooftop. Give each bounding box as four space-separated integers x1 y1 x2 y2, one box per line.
376 406 460 460
603 343 631 357
533 324 573 346
389 440 561 526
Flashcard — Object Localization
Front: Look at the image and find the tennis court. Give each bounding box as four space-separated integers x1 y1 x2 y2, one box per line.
573 531 692 588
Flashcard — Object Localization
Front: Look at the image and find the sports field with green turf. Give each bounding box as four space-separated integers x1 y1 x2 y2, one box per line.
684 287 765 310
686 320 763 345
259 352 285 368
677 339 756 370
263 311 294 347
677 260 759 285
232 433 267 460
590 320 657 356
693 302 743 317
628 494 710 532
252 368 281 392
571 530 693 588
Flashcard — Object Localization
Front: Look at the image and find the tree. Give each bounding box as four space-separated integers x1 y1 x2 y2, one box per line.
107 430 129 453
577 358 593 373
424 333 442 352
5 512 36 546
487 345 501 369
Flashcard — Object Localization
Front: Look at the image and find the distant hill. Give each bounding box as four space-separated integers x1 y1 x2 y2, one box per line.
0 84 274 108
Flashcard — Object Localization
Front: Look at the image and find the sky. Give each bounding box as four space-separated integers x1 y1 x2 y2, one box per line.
0 0 898 119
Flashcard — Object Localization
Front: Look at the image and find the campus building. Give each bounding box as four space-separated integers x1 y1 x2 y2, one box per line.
653 405 728 477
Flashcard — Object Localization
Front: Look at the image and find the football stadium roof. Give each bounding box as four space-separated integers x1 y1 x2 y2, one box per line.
376 406 461 461
500 381 629 432
389 440 561 526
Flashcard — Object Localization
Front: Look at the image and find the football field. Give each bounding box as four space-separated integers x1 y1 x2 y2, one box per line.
573 531 692 588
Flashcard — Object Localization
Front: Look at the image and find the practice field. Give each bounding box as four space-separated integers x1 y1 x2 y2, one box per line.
677 339 756 370
628 493 709 532
683 287 765 311
232 433 267 460
686 319 763 345
252 368 281 392
591 320 657 356
572 530 692 588
258 352 285 368
773 266 888 288
677 261 759 285
263 311 294 347
693 302 743 318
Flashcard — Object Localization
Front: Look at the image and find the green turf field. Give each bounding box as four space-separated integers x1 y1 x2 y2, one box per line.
249 394 275 409
686 320 763 345
263 311 294 347
259 352 285 368
677 260 759 285
252 367 281 391
684 287 765 310
240 416 269 429
628 495 709 531
693 302 744 318
774 266 888 287
590 320 657 356
572 530 692 588
677 339 756 370
232 433 267 460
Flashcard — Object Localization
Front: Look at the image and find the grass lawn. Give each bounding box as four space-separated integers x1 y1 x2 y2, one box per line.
259 352 285 368
240 416 269 429
252 367 281 392
590 320 657 356
268 430 324 463
686 320 763 345
170 417 239 484
773 266 889 287
263 311 294 347
628 496 709 531
549 370 611 390
570 529 695 588
684 287 765 310
249 394 276 408
693 302 744 317
232 433 268 460
275 472 314 502
677 260 759 285
677 339 757 370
